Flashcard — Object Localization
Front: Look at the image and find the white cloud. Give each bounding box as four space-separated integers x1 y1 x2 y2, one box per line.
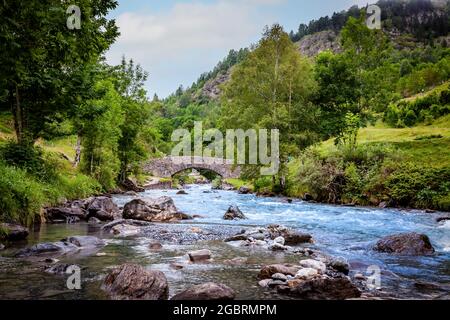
106 0 283 97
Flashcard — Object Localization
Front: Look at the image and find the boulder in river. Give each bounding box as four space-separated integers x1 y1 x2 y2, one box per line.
171 283 235 301
302 193 314 201
122 197 189 222
121 178 145 193
0 244 5 251
176 190 188 195
188 249 212 262
267 224 313 245
238 186 251 194
223 206 246 220
87 197 119 221
45 207 87 223
0 223 29 241
289 277 361 300
102 264 169 300
437 216 450 223
374 233 435 256
299 259 327 273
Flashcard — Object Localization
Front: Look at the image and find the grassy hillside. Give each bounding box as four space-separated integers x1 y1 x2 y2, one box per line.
317 115 450 168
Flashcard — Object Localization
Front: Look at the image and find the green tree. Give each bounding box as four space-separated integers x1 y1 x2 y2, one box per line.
79 80 124 190
221 24 317 188
0 0 119 145
114 58 152 182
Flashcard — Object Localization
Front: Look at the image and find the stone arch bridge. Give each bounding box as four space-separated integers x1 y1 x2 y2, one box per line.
142 156 241 178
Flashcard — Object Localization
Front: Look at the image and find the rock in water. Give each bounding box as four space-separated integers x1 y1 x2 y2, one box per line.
238 186 251 194
65 236 105 248
121 178 145 193
171 283 235 300
88 217 102 226
374 233 435 256
87 197 119 221
258 264 301 279
267 225 312 245
45 207 87 223
295 268 319 279
291 277 361 300
111 224 141 237
122 197 186 222
188 249 212 262
0 223 29 241
102 264 168 300
16 236 105 257
302 193 314 201
0 244 5 251
223 206 246 220
299 259 327 273
149 241 163 250
176 190 188 195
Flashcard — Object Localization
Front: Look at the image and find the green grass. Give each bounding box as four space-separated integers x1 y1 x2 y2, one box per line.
316 115 450 168
225 178 254 191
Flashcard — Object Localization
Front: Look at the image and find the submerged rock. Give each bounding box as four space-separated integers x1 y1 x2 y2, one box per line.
102 219 152 232
122 197 188 222
111 224 142 237
171 283 235 301
102 264 168 300
374 233 435 256
223 206 246 220
45 264 76 275
0 223 29 241
88 217 102 226
16 236 105 257
176 190 188 195
65 236 105 248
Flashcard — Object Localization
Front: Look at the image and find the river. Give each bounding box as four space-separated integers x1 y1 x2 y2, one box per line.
0 184 449 299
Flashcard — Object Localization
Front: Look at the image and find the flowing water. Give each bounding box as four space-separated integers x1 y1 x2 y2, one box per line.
0 184 449 300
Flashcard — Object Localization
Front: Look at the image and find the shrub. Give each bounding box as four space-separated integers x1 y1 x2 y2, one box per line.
384 164 450 208
0 141 57 181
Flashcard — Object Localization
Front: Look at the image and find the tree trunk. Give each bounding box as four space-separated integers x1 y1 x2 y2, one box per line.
11 85 24 144
73 133 82 167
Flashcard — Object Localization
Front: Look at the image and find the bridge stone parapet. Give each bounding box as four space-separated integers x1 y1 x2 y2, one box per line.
142 156 241 179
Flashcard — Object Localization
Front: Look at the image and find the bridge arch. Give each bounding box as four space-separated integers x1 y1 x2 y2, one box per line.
142 157 241 179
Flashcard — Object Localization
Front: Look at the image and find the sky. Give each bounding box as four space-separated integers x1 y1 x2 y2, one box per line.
105 0 371 98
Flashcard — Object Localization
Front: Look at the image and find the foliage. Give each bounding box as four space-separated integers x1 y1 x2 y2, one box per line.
0 0 119 145
384 85 450 127
221 24 318 185
79 80 124 190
